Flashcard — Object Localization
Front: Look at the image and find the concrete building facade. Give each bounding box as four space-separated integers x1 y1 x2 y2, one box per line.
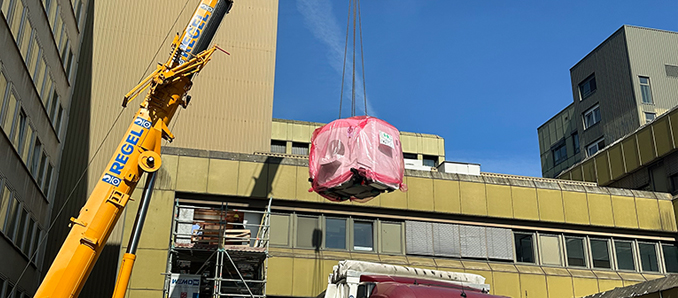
0 0 86 296
539 26 678 178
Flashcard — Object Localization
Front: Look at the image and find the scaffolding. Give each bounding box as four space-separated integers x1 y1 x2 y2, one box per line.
166 198 271 298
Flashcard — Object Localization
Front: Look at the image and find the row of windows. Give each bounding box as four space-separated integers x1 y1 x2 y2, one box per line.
270 213 404 254
515 231 678 274
271 213 678 275
0 274 30 298
578 75 653 105
0 177 44 266
0 70 55 198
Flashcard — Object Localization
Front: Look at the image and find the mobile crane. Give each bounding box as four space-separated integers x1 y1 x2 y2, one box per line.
34 0 234 297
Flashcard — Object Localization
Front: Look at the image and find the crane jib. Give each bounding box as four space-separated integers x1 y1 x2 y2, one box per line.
179 2 215 63
102 117 151 186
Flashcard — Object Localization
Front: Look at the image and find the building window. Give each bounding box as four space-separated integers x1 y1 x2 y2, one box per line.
539 234 562 266
403 153 417 160
353 220 373 251
579 75 597 100
4 197 20 241
2 91 18 136
422 155 438 167
583 105 601 129
296 216 319 249
639 76 653 104
590 238 611 269
615 240 635 271
645 112 656 124
12 109 26 150
638 242 659 272
270 140 286 154
380 221 402 254
572 132 580 154
0 183 12 231
552 143 567 165
566 236 586 267
586 138 605 157
325 217 347 250
663 244 678 273
269 214 290 246
514 232 534 263
291 142 309 156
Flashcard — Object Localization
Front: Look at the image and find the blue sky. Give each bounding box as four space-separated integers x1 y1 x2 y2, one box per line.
272 1 678 177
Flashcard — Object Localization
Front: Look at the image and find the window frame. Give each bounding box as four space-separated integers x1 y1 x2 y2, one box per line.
637 241 660 273
378 220 403 255
586 137 605 157
644 112 656 124
639 76 653 104
323 216 348 251
351 218 376 253
583 104 601 129
589 238 613 269
513 231 536 264
294 214 320 249
552 142 567 166
565 235 588 268
612 239 637 272
579 74 597 100
538 233 563 266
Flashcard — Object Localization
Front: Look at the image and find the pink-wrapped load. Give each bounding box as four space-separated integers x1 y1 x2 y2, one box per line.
309 116 406 202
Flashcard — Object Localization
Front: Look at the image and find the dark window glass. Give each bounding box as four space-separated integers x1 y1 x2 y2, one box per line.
615 240 635 270
403 153 417 160
553 143 567 165
292 142 309 155
663 244 678 273
640 76 653 104
422 155 437 167
270 140 286 153
639 243 659 272
579 75 597 99
353 221 373 251
566 237 586 267
572 133 580 154
514 233 534 263
325 218 346 249
590 239 611 268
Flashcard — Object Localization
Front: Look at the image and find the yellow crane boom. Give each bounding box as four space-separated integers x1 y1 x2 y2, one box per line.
35 1 233 297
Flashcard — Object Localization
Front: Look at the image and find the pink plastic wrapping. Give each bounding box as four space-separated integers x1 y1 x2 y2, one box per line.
309 116 406 202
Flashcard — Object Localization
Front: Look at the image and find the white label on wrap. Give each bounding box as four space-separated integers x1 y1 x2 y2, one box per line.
379 131 394 148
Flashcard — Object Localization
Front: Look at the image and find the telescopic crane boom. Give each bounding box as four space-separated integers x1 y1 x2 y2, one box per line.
35 1 233 297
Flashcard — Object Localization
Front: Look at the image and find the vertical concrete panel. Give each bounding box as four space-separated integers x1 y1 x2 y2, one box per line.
546 276 575 298
271 121 287 140
236 161 268 198
537 189 565 222
460 181 488 216
571 166 584 181
296 166 321 202
268 164 297 200
175 156 208 193
653 117 673 157
512 186 539 220
520 274 548 298
380 176 408 209
563 191 590 225
156 154 178 191
582 160 597 183
127 248 168 291
611 195 639 229
588 193 615 227
622 137 640 173
595 153 611 185
206 158 238 195
572 278 600 298
671 111 678 148
493 272 521 297
658 200 677 232
637 127 656 165
433 179 460 214
407 177 434 212
267 257 293 296
608 144 626 181
421 138 439 156
636 198 662 230
597 279 623 292
292 257 325 297
486 184 513 218
400 134 418 153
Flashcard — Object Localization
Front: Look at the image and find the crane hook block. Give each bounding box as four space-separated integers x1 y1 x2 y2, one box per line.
139 151 162 173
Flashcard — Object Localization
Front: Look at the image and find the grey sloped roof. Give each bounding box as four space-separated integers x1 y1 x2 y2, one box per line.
584 275 678 298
